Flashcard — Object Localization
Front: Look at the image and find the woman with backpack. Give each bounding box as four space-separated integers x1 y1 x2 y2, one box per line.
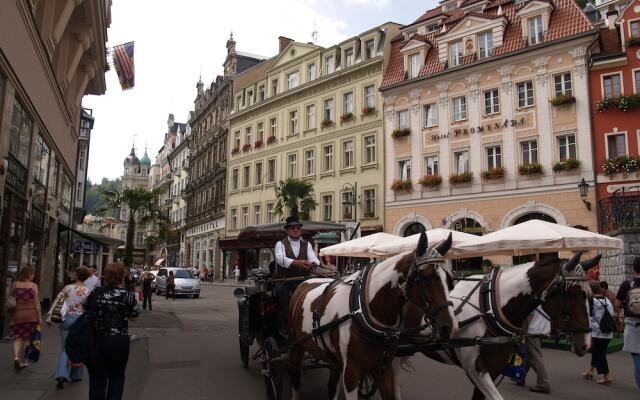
583 281 614 385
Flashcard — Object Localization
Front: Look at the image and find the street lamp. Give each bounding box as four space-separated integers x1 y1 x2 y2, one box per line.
341 182 358 222
578 178 592 211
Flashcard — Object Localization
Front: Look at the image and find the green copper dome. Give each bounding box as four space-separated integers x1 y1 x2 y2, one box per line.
140 147 151 167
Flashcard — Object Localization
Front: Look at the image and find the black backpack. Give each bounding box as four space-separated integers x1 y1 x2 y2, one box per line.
65 287 102 363
597 299 616 334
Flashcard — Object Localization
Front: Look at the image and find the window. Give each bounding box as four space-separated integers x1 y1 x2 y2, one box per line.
255 162 263 185
78 150 85 171
267 158 276 182
76 182 82 200
521 140 538 165
271 79 279 96
363 189 376 218
517 81 534 108
607 133 627 159
452 96 467 121
554 73 572 96
449 40 463 67
236 96 242 111
231 208 237 229
636 70 640 94
257 122 264 141
9 99 33 166
289 110 298 134
342 191 353 220
287 71 299 89
345 48 354 67
486 146 502 169
234 131 241 149
529 15 543 45
245 127 252 145
232 168 239 190
399 159 411 180
484 89 500 115
243 165 250 188
323 144 334 172
247 90 254 106
308 64 316 81
365 39 375 59
259 85 266 101
409 53 422 78
631 20 640 37
478 31 494 59
454 150 469 174
397 109 409 129
423 103 437 127
305 149 315 176
322 195 333 221
254 205 261 225
425 155 439 176
50 159 59 195
364 135 376 164
270 118 277 137
343 91 354 115
266 203 275 223
325 55 335 74
33 135 50 184
242 206 249 227
603 74 622 98
288 153 297 178
306 104 316 129
557 135 576 161
343 140 354 168
364 85 375 109
324 98 334 122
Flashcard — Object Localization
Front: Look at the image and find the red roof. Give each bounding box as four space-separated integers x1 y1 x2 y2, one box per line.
382 0 595 89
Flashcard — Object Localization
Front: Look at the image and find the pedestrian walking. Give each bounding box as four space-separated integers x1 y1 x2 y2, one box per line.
48 266 91 389
85 263 139 400
583 281 614 385
9 265 42 371
166 270 176 300
615 256 640 390
524 306 551 394
208 268 213 282
600 281 617 308
83 265 101 293
141 272 155 310
234 262 241 284
123 269 136 292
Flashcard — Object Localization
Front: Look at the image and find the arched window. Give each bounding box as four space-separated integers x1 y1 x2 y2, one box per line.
512 212 557 265
452 218 484 271
403 222 426 237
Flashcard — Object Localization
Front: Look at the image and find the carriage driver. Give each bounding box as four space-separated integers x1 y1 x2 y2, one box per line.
274 216 320 335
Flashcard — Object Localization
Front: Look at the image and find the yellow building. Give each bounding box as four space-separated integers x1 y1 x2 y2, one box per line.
227 24 401 241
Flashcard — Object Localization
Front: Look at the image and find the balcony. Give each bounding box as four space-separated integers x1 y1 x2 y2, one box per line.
599 186 640 234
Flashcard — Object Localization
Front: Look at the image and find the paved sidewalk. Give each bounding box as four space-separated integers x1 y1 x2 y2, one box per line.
199 279 249 288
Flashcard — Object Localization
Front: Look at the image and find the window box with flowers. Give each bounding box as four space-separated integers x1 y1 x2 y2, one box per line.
448 171 473 185
340 112 354 123
242 144 252 152
602 156 640 176
267 135 277 145
549 94 576 107
418 175 442 188
254 139 263 149
391 179 412 193
518 163 543 176
596 94 640 112
362 211 375 218
627 37 640 47
231 147 240 155
361 106 376 116
481 167 506 181
321 119 334 129
391 128 411 139
552 158 580 173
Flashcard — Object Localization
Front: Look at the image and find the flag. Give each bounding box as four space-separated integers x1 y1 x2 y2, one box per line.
113 41 135 90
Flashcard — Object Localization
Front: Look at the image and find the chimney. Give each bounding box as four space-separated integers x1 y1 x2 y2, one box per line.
606 10 618 30
279 36 293 52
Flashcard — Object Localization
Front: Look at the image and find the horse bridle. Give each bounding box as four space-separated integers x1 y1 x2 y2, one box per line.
405 255 453 328
543 278 592 336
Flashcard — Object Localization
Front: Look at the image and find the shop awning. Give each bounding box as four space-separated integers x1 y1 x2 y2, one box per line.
155 258 165 266
58 223 124 246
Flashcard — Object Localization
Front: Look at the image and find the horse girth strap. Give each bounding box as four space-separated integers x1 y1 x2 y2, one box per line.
479 268 524 337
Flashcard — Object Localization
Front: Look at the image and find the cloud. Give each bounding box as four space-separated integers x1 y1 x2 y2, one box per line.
344 0 389 7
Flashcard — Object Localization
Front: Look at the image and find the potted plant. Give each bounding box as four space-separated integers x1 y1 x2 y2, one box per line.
518 163 543 176
242 143 252 152
549 94 576 107
448 171 473 185
418 175 442 188
340 112 354 122
321 119 334 128
391 128 411 139
602 156 640 176
254 139 263 149
552 158 581 172
596 94 640 112
627 36 640 47
362 106 376 116
231 147 240 155
481 167 506 180
267 135 277 144
391 179 412 192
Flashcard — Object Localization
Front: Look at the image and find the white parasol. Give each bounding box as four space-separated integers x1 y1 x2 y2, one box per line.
319 232 401 258
454 220 623 257
370 228 478 258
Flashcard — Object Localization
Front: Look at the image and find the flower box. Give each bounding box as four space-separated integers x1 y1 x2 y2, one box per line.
552 158 580 173
627 36 640 47
321 119 334 128
242 144 252 152
362 211 375 218
391 179 412 192
549 94 576 107
596 94 640 112
391 128 411 139
518 163 543 176
418 175 442 188
602 156 640 176
254 139 263 148
340 112 354 122
362 106 376 116
448 172 473 185
481 167 506 180
231 147 240 155
267 135 277 144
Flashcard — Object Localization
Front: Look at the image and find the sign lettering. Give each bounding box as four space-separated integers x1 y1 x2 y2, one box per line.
429 118 526 142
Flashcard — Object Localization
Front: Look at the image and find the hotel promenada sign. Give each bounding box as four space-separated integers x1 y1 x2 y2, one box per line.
430 117 527 141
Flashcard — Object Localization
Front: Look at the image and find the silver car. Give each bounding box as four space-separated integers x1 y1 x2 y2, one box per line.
155 267 201 298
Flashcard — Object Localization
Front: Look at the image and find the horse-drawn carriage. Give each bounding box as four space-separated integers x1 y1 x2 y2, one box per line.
230 221 622 400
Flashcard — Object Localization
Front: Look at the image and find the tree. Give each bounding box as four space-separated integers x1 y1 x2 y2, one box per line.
96 186 167 267
273 178 317 220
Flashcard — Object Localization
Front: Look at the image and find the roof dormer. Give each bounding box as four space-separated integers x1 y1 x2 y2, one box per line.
400 36 432 78
441 0 462 12
516 0 555 45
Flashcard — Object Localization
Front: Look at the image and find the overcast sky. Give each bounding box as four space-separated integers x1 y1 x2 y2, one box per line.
84 0 433 182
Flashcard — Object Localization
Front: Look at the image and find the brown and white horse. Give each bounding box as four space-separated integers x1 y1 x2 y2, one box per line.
410 253 593 400
289 233 457 400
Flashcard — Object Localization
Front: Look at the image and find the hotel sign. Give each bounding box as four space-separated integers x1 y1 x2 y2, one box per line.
430 118 527 141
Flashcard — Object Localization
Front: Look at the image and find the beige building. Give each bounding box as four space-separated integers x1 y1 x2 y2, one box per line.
168 122 190 267
226 24 401 256
380 0 598 267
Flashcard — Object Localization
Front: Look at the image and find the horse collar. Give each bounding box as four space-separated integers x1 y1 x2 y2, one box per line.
479 268 525 337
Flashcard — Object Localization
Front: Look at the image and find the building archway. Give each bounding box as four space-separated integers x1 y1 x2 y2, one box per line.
392 214 432 236
449 217 485 271
403 222 426 237
501 201 566 229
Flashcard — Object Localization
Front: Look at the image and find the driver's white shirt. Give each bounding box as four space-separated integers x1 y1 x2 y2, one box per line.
527 306 551 335
274 237 320 269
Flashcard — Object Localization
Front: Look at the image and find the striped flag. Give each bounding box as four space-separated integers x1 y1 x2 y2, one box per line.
113 41 135 90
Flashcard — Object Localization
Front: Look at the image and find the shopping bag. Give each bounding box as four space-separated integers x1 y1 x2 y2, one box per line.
24 323 42 363
502 339 527 383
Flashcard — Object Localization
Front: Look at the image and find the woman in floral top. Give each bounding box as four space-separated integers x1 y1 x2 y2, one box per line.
48 266 91 389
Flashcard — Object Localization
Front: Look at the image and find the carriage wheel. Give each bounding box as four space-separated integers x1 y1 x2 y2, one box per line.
263 338 283 400
358 374 377 399
239 337 250 368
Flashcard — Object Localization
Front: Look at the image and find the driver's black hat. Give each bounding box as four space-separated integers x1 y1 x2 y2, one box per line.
284 216 303 228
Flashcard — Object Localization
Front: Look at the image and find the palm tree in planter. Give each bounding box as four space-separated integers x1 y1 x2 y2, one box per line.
96 186 167 267
273 178 318 220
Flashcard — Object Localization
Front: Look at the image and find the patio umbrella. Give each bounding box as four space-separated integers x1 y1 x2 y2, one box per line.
370 228 478 258
319 232 401 258
454 220 623 258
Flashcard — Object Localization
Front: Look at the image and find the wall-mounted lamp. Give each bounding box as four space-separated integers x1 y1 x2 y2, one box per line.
578 178 592 211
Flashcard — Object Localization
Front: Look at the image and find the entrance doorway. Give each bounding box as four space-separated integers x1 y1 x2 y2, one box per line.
452 218 484 272
512 213 558 265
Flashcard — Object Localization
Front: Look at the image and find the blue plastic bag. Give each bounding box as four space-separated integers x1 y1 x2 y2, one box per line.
24 323 42 363
502 339 527 383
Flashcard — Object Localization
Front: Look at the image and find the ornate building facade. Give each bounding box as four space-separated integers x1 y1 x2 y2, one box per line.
168 121 191 267
184 35 265 277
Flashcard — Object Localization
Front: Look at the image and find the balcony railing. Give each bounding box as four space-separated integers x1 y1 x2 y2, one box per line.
599 186 640 234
